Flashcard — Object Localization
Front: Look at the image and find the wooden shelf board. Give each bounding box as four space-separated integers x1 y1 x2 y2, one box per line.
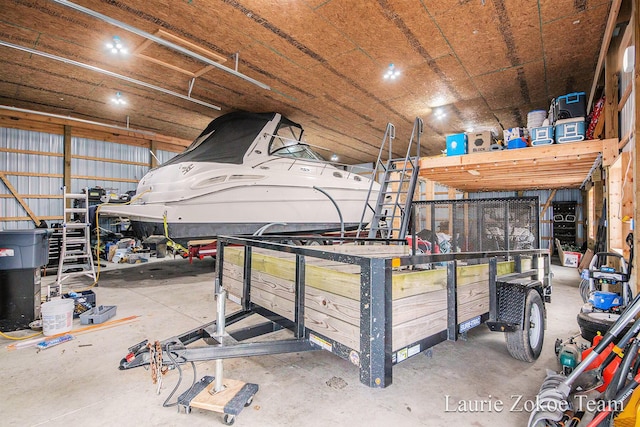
418 139 618 192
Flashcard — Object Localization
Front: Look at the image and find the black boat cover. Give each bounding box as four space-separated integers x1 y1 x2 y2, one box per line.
162 111 299 166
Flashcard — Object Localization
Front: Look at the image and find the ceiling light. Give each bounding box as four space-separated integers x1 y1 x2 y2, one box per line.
434 108 446 120
106 36 127 54
383 63 400 80
330 154 339 162
111 91 127 105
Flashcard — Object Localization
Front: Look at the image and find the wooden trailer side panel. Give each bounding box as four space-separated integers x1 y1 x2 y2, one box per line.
221 246 533 354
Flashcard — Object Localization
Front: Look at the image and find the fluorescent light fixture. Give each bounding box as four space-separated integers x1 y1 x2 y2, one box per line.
383 63 400 80
467 170 480 176
111 91 126 105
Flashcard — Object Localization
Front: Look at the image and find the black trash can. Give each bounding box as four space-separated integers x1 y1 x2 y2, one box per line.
0 229 52 331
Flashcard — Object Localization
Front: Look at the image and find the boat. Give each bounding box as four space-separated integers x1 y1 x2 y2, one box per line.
99 111 380 245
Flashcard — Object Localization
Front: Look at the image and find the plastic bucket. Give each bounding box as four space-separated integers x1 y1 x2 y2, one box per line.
41 299 74 336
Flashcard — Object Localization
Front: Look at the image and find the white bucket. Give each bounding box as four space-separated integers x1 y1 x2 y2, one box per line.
41 299 74 336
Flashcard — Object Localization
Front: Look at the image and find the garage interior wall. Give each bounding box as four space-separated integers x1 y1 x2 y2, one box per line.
0 123 182 230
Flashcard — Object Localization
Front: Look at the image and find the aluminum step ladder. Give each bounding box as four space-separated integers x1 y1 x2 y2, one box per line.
356 118 423 239
51 187 96 297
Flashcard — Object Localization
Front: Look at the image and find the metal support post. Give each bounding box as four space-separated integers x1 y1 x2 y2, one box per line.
213 288 227 394
242 246 253 311
359 257 392 388
294 254 306 338
446 260 458 340
488 257 498 321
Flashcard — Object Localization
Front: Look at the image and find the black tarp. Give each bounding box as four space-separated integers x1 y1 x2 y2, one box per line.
162 111 278 166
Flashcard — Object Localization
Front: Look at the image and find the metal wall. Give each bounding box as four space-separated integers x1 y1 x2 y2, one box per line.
0 128 63 230
619 59 635 154
156 149 179 165
1 127 181 230
72 137 149 197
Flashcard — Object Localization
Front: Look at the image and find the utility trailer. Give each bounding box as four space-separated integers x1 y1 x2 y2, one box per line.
121 236 551 387
120 196 551 390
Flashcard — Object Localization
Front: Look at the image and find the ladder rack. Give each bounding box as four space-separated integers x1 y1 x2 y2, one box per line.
51 187 96 298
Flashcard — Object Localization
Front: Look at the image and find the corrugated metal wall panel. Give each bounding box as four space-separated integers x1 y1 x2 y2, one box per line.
71 137 149 195
1 128 64 230
157 149 179 164
620 68 634 152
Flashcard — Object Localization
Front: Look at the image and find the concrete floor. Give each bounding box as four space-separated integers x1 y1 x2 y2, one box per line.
1 257 585 427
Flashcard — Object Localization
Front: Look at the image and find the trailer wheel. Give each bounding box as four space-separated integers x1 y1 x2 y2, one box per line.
576 311 633 343
505 290 544 362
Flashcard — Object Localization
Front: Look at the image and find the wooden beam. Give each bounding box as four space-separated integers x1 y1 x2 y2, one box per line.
618 82 633 112
541 189 557 217
605 39 620 140
0 173 41 225
588 0 623 111
63 125 71 207
0 147 62 157
0 194 62 199
150 140 158 169
0 109 191 148
1 216 62 222
419 139 619 192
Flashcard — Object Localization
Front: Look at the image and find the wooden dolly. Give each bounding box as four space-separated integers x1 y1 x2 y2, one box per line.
177 376 258 425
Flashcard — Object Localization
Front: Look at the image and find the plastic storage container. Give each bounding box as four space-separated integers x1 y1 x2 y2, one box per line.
0 229 51 270
62 290 96 318
508 137 529 149
0 229 51 331
80 305 117 325
555 118 585 143
531 126 555 145
446 133 467 156
554 92 586 122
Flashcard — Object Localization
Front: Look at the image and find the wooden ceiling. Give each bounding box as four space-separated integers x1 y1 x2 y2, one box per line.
0 0 620 165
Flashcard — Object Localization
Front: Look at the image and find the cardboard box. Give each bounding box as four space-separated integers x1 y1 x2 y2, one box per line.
465 131 493 153
555 238 583 267
503 127 527 142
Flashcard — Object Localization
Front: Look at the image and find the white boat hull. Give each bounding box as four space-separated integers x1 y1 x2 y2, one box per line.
98 112 380 244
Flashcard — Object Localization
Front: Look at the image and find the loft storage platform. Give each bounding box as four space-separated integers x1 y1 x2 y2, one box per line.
418 139 619 192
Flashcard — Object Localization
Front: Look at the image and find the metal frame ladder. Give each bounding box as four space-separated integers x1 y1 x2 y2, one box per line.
357 117 423 239
51 186 96 297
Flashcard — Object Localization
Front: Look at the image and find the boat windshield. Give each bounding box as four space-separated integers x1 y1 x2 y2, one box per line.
269 122 325 161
